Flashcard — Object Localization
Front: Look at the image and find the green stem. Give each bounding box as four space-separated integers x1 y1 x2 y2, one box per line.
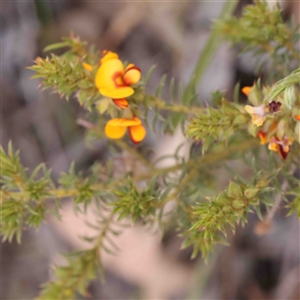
155 138 260 208
149 96 205 114
3 138 259 203
94 212 115 249
139 137 259 181
157 169 198 209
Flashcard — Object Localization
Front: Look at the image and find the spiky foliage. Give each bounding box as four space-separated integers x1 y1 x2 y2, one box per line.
1 1 300 299
182 175 274 258
216 0 300 78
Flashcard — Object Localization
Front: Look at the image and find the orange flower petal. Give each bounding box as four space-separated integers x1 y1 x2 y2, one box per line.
271 121 278 131
105 123 126 139
100 51 119 64
113 99 129 108
242 86 252 96
257 131 267 145
123 66 141 85
128 124 146 144
107 117 141 127
294 115 300 121
83 63 93 71
125 63 134 71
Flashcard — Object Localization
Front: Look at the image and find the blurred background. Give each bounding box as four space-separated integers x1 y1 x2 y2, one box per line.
1 0 299 299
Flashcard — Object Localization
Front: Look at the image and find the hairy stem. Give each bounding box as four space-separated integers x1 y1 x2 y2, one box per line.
149 96 205 114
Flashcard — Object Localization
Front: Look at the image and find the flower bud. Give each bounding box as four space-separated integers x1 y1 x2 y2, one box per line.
256 179 268 188
232 200 244 209
284 85 296 109
244 188 258 199
228 182 243 198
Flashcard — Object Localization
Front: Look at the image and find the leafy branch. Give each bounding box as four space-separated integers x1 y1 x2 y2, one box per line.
216 0 300 78
186 100 248 152
37 212 115 299
182 175 274 258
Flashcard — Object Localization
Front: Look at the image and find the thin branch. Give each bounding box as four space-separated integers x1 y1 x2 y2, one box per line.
2 138 260 203
255 164 298 236
265 164 298 223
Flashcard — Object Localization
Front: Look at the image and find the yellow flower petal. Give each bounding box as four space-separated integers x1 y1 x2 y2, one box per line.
100 51 119 64
96 59 123 89
83 63 93 71
268 142 278 152
251 115 266 127
242 86 252 96
107 117 141 127
245 105 266 127
105 123 126 139
128 124 146 144
95 59 135 98
100 86 134 99
123 66 141 85
245 105 255 114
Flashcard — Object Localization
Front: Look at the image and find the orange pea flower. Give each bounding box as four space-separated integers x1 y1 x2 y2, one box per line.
268 136 294 159
242 86 252 96
245 104 268 127
95 51 141 99
105 117 146 144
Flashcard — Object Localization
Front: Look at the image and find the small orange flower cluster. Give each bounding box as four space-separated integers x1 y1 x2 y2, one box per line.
243 86 299 159
84 51 146 144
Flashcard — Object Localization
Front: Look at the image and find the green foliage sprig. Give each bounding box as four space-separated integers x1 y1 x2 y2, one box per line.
1 1 300 299
182 174 274 258
29 55 99 109
186 100 248 152
37 249 100 299
1 143 52 242
216 0 300 77
112 179 160 223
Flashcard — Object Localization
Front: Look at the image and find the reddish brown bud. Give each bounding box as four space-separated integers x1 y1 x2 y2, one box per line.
268 101 281 113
